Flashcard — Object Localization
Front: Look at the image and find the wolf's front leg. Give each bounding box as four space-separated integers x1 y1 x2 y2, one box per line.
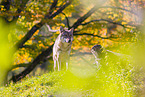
57 51 61 71
57 59 61 71
54 60 56 71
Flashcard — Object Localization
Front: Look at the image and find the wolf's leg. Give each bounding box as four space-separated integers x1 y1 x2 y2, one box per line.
56 52 61 71
66 62 68 70
59 60 61 71
54 60 56 71
57 59 61 71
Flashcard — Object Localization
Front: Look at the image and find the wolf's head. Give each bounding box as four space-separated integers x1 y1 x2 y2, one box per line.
59 26 74 43
91 44 104 58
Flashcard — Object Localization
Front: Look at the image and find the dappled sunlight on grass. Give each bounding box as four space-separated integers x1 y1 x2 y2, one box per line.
56 47 137 96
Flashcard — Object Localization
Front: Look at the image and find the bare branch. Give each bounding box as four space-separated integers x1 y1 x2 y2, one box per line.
100 6 139 16
74 33 120 39
45 24 59 32
80 19 134 28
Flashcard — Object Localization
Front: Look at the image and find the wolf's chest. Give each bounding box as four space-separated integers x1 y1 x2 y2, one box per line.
57 41 71 51
59 51 69 61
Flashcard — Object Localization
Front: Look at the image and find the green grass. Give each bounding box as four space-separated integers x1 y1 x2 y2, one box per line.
0 69 137 97
0 49 144 97
0 72 63 97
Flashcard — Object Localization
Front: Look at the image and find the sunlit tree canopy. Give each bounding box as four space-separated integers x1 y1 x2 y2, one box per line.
0 0 145 96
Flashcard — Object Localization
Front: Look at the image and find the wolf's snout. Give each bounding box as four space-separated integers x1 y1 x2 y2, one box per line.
66 38 71 43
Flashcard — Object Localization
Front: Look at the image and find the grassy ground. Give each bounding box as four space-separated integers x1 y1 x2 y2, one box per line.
0 70 138 97
0 72 62 96
0 50 144 97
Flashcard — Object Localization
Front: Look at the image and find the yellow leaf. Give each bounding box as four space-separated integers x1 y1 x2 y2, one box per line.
114 14 118 17
121 22 127 25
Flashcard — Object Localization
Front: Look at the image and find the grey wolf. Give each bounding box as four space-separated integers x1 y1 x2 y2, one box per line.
53 26 74 71
91 44 104 66
91 44 103 59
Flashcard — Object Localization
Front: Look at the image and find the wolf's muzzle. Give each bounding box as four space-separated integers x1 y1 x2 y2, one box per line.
65 38 71 43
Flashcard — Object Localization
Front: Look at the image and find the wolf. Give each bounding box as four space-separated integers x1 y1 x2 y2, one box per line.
53 26 74 71
91 44 104 67
91 44 103 59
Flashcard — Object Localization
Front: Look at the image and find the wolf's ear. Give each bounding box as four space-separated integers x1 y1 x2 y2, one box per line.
69 28 74 34
60 26 64 33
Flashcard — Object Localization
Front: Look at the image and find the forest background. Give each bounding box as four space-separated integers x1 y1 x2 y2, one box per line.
0 0 145 96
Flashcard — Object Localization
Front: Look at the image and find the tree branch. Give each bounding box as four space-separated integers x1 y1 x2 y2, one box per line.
61 12 70 28
14 22 44 48
100 6 139 16
80 19 133 28
81 19 123 26
74 33 120 39
11 55 52 70
15 0 73 49
47 0 73 19
11 44 53 82
0 0 29 23
49 0 58 15
71 4 102 30
70 4 138 31
9 1 74 82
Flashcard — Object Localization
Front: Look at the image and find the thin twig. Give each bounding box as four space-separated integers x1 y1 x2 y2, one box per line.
100 6 139 16
80 19 137 28
74 33 120 39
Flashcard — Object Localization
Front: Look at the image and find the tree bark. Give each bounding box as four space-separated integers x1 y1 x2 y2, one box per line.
11 44 53 82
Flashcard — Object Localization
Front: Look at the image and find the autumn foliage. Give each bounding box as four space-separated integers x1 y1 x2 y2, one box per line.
0 0 145 96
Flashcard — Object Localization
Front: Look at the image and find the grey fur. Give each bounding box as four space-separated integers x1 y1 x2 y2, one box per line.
53 26 74 71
